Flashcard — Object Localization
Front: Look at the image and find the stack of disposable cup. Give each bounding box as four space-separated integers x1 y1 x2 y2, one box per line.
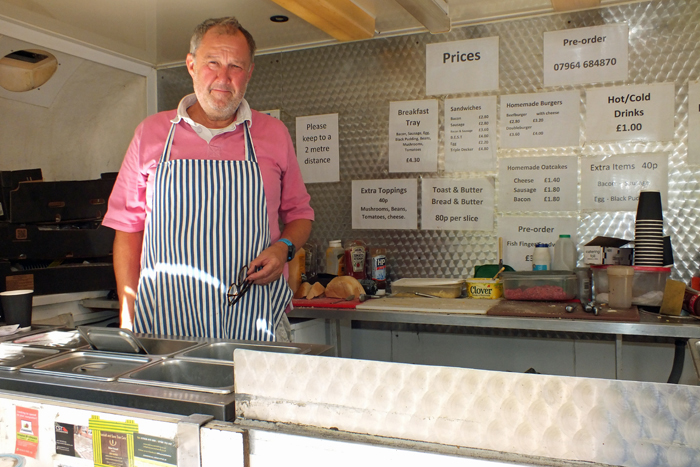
634 191 664 266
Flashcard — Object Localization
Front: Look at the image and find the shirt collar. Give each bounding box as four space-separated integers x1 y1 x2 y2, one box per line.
171 93 252 134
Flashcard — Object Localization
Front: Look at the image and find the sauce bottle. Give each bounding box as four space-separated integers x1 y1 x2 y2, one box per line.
325 240 345 276
370 247 387 295
532 243 551 271
344 240 367 279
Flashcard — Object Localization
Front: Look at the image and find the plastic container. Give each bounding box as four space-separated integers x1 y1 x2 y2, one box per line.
552 235 576 271
370 247 387 295
391 278 465 298
532 243 551 271
607 265 635 309
466 278 503 299
344 240 367 279
302 241 317 282
288 248 305 295
574 267 592 302
501 271 577 301
591 265 670 306
325 240 345 276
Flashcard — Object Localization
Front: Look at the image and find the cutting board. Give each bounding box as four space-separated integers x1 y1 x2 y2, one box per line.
355 297 493 314
292 297 360 309
486 300 640 322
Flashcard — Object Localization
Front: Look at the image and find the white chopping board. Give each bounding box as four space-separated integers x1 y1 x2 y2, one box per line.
355 297 497 314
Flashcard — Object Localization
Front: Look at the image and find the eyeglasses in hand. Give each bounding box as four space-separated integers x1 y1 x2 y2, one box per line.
227 266 252 306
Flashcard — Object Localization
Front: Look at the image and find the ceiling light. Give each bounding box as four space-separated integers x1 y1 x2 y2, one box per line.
269 0 375 41
394 0 450 34
270 15 289 23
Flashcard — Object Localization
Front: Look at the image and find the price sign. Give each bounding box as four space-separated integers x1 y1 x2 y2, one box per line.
499 91 580 148
445 96 497 172
580 153 668 211
352 179 418 230
296 113 339 184
544 24 628 87
426 36 499 95
586 83 675 142
421 177 494 231
389 100 439 173
688 81 700 165
498 216 578 271
498 156 578 212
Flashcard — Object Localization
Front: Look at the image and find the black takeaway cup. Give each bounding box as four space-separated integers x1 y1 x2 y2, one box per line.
0 289 34 328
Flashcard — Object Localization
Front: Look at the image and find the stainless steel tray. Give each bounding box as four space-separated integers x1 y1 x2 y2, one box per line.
175 341 305 364
20 351 153 381
120 359 234 394
78 326 148 354
12 330 88 349
0 344 62 371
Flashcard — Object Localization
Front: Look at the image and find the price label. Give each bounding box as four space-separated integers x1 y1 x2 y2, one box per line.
352 179 418 230
688 81 700 165
544 24 628 87
498 156 578 212
586 83 675 142
426 36 499 95
295 113 339 184
497 216 578 271
389 100 439 173
421 177 494 231
499 91 580 148
580 153 668 211
444 96 497 172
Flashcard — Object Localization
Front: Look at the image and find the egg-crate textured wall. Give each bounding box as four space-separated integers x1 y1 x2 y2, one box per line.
158 0 700 285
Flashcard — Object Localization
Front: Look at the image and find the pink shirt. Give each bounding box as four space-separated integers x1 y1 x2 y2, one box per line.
103 99 314 243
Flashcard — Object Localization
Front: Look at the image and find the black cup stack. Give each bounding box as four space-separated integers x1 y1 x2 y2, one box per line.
634 191 664 266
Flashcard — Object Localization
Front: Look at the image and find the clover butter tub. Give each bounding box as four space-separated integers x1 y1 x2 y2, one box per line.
466 278 503 299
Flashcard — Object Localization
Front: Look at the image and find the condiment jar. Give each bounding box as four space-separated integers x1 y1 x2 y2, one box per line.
532 243 551 271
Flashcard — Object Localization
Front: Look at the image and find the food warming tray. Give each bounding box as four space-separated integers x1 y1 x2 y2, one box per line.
78 326 149 354
20 351 153 381
120 359 235 394
0 343 61 371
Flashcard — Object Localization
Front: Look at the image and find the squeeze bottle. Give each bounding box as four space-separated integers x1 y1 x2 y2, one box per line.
325 240 345 276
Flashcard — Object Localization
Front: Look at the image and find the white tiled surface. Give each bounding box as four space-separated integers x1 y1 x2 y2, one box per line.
234 350 700 467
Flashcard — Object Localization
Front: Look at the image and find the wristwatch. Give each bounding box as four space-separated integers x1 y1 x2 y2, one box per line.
277 238 295 262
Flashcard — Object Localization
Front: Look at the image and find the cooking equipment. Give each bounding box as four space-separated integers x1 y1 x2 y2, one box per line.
21 351 153 381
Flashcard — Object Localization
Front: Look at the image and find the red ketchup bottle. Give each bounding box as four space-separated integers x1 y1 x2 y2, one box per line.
344 240 367 279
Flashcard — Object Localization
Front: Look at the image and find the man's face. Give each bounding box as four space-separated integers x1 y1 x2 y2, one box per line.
186 27 254 122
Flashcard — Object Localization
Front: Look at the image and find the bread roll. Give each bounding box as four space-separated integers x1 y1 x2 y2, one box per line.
294 282 312 299
325 276 364 299
305 282 325 299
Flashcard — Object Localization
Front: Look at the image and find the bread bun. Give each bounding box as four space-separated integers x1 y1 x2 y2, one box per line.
305 282 325 300
325 276 364 299
294 282 312 299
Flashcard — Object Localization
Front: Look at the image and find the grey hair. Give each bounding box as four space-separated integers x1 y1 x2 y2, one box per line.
190 17 257 61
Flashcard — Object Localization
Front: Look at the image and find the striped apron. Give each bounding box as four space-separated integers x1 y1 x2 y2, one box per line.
134 120 292 340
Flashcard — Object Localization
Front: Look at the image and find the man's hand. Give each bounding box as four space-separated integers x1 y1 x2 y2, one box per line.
246 241 287 285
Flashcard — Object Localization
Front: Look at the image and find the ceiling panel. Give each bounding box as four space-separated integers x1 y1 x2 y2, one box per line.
0 0 646 67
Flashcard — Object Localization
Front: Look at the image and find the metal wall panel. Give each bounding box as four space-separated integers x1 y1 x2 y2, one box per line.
158 0 700 284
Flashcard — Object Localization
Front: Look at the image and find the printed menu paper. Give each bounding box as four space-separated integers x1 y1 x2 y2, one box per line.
426 36 499 95
499 91 580 148
498 156 578 212
580 153 668 211
586 83 675 142
445 96 497 172
296 113 339 183
688 81 700 165
421 177 494 231
352 179 418 229
544 24 629 87
498 216 578 271
389 100 439 172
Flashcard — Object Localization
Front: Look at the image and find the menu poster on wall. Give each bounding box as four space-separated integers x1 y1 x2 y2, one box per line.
543 24 629 87
444 96 497 172
421 177 494 231
498 156 578 212
426 36 499 95
688 81 700 165
580 153 668 211
295 113 339 184
497 216 578 271
499 91 580 148
352 179 418 230
586 83 675 142
389 100 438 173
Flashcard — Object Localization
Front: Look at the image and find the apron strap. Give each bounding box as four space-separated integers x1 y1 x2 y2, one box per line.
160 122 178 164
244 121 257 163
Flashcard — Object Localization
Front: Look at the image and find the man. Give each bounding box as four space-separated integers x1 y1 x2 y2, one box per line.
103 17 313 341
